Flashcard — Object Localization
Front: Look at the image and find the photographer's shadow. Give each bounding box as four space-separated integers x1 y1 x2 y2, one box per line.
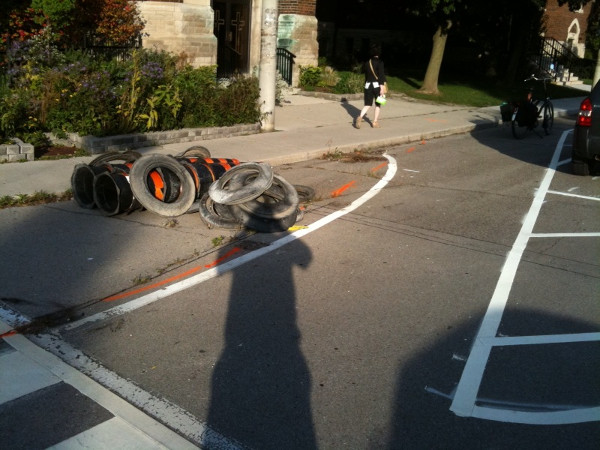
207 237 316 449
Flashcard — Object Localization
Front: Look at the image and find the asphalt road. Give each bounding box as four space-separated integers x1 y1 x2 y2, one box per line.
1 119 599 449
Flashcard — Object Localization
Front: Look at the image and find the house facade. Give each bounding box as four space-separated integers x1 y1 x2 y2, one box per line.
543 0 593 57
137 0 318 85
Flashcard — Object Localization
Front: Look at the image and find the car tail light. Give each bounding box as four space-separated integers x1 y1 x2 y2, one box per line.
577 97 593 127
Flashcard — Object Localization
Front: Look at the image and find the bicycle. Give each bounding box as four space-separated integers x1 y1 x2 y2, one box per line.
504 75 555 139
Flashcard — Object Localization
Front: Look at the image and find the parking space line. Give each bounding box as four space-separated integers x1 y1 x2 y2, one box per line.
530 232 600 238
450 129 600 425
547 190 600 201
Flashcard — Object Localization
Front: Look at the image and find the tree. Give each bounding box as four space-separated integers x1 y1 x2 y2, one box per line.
405 0 465 95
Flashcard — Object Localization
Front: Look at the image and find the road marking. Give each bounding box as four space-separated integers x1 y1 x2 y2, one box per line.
103 247 243 302
0 316 203 449
450 129 600 425
62 155 398 332
331 180 356 198
547 189 600 201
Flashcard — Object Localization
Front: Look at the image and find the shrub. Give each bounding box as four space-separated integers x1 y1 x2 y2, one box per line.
299 65 321 89
1 44 261 141
334 71 363 94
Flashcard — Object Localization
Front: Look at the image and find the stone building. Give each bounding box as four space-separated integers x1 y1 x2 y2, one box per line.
137 0 318 86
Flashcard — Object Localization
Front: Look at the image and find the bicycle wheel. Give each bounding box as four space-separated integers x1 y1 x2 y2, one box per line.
542 101 554 135
511 108 528 139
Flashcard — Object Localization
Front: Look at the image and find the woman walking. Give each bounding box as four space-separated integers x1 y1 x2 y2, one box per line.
355 44 387 129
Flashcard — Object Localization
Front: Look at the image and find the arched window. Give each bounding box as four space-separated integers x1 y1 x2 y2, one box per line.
566 18 580 53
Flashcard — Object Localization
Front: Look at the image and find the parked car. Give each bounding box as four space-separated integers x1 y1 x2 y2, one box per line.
572 81 600 175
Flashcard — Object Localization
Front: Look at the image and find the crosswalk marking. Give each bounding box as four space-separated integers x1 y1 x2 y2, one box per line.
0 349 60 404
48 417 169 450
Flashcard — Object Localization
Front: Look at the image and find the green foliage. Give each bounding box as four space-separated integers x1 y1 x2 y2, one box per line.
1 45 261 141
333 71 363 94
31 0 75 29
299 65 322 89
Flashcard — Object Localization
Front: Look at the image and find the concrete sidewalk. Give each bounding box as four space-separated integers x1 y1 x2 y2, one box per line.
0 91 586 197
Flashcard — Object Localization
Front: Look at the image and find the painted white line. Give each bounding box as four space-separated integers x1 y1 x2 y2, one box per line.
48 417 170 450
547 189 600 201
469 405 600 425
2 322 201 449
62 155 398 332
530 232 600 238
450 130 600 425
0 350 60 404
482 332 600 347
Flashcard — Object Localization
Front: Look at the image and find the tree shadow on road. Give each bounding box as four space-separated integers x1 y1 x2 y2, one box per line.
207 236 316 449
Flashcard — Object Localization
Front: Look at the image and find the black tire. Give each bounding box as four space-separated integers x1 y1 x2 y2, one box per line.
511 108 528 139
93 171 140 216
208 162 273 205
198 193 243 229
129 154 196 217
230 205 299 233
542 101 554 135
237 175 299 220
89 150 142 166
294 185 315 203
178 146 211 159
572 159 591 176
71 163 106 209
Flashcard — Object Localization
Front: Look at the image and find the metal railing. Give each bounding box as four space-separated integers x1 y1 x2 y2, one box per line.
277 48 296 85
536 37 578 82
82 33 142 61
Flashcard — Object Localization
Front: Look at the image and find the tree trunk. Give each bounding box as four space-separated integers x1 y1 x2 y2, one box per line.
419 22 451 95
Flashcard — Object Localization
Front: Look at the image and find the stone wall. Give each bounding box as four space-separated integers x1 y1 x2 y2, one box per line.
63 124 260 154
278 14 318 86
137 1 217 66
0 139 34 163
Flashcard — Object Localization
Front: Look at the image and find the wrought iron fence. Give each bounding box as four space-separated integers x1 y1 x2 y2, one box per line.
82 33 142 61
277 47 296 85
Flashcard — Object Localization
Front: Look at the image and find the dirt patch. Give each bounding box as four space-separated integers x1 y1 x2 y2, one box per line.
321 149 386 163
35 145 87 160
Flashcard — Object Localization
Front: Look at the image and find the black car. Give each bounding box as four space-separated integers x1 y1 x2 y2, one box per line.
572 81 600 175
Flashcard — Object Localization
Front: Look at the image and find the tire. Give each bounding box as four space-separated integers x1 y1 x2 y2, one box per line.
543 102 554 135
71 163 106 209
237 175 299 220
294 185 315 203
572 159 591 176
511 108 528 139
230 204 299 233
178 146 211 159
93 170 140 216
208 162 273 205
129 154 196 217
198 193 243 229
89 150 142 166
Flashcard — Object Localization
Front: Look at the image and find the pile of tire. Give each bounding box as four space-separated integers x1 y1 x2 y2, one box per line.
71 146 313 233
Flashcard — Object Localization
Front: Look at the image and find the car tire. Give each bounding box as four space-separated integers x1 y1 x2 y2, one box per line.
236 175 299 220
572 159 591 176
129 154 196 217
208 162 273 205
198 193 243 229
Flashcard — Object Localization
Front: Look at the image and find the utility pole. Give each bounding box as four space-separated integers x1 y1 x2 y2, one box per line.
259 0 278 132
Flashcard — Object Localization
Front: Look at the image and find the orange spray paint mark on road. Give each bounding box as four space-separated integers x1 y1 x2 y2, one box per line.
331 180 356 198
370 162 388 173
103 247 242 302
0 330 18 338
406 147 416 153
